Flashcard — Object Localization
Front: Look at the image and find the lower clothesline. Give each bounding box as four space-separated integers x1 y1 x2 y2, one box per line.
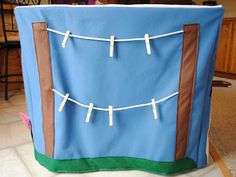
52 88 179 112
53 88 178 126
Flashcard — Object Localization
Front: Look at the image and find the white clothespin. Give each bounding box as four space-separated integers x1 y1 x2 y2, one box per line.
61 31 70 48
109 35 115 58
144 34 151 55
109 106 113 126
85 103 94 123
58 93 69 112
151 99 158 120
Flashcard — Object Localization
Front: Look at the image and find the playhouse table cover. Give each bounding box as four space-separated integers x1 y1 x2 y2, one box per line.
15 5 224 175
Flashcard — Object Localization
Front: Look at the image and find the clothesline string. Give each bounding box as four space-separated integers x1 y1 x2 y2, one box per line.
52 89 179 112
47 28 184 42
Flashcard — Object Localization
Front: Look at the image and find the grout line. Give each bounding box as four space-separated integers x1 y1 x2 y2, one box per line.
0 104 27 110
52 172 88 177
209 141 233 177
0 119 22 126
14 141 33 148
52 173 87 177
0 103 26 106
0 141 32 151
77 173 91 177
13 147 33 177
51 173 64 177
14 143 55 177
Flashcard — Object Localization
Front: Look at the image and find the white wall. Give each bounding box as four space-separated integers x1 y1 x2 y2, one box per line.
38 0 236 17
194 0 236 17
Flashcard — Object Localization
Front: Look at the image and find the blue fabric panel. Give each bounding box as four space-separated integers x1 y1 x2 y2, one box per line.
196 18 224 168
186 14 224 167
15 16 45 154
15 5 223 167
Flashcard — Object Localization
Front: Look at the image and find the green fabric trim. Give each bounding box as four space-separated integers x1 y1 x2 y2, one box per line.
34 149 197 176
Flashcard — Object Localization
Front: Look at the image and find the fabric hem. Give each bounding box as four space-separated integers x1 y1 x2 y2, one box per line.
34 149 197 176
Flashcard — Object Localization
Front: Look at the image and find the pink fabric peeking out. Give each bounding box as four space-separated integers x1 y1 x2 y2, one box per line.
20 112 31 129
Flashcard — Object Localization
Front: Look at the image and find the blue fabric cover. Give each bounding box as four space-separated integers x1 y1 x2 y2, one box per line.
15 5 224 168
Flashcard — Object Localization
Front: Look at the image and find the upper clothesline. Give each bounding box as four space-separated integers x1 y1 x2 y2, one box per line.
47 28 184 42
47 28 184 57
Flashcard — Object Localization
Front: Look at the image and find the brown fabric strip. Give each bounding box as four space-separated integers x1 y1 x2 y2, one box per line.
32 22 54 157
175 24 199 160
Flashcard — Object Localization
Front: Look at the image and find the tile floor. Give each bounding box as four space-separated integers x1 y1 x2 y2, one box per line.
0 90 224 177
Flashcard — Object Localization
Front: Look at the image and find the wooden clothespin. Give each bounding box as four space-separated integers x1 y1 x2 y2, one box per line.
109 106 113 126
109 35 115 58
151 99 158 120
58 93 69 112
145 34 151 55
85 103 94 123
61 31 70 48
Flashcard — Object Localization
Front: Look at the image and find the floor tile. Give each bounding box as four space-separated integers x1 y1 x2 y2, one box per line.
0 105 27 125
84 171 156 177
175 174 191 177
16 143 55 177
54 174 87 177
82 171 189 177
188 156 223 177
53 171 190 177
53 169 191 177
0 90 25 109
0 121 31 149
210 77 236 177
0 148 31 177
8 92 26 106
